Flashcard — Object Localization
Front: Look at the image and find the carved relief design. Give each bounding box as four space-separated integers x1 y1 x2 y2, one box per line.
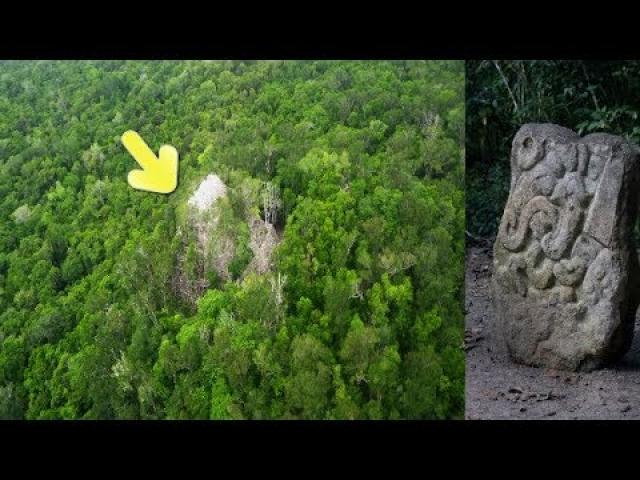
495 131 619 307
492 124 640 371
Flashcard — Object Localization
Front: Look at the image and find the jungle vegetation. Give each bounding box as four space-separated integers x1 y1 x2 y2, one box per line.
0 60 464 419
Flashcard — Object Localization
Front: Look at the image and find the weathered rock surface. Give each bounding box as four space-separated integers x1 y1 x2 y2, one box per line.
493 123 640 371
245 216 279 277
173 174 282 306
187 174 227 212
173 175 231 305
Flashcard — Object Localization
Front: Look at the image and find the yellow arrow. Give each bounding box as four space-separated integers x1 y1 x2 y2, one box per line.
122 130 178 194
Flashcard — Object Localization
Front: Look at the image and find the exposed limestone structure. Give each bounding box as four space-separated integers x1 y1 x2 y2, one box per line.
173 174 281 307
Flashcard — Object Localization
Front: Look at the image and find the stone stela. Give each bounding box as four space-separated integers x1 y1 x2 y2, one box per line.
492 123 640 371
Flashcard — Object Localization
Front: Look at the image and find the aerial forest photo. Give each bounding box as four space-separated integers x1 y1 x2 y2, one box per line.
0 60 464 420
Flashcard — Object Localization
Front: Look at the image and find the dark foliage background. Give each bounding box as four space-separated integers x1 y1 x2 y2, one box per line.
467 60 640 238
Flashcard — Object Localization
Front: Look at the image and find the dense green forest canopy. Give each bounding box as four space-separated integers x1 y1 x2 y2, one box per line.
467 60 640 238
0 60 464 419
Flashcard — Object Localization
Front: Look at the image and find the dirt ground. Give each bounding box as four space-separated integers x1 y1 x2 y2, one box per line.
465 244 640 420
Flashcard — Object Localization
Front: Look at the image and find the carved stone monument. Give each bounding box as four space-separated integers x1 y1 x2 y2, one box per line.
493 123 640 371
